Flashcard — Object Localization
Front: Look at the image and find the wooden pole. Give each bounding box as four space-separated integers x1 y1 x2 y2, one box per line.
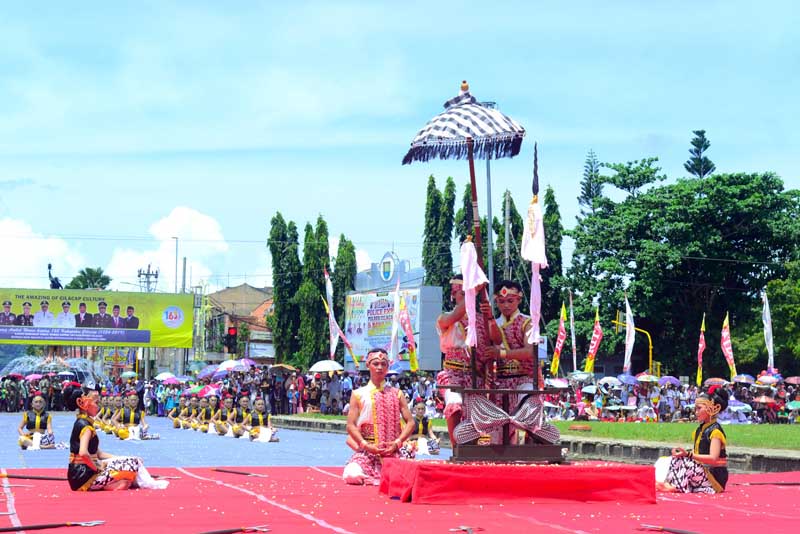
467 138 480 389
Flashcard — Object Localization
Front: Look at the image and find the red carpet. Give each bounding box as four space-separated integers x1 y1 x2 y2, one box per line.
379 459 656 504
2 465 799 533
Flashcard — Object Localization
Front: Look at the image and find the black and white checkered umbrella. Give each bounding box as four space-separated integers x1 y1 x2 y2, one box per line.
402 82 526 165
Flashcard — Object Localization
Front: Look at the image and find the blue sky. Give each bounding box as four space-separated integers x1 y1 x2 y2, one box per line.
0 1 797 293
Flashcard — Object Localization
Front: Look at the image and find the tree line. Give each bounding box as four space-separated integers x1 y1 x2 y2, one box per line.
423 131 800 377
267 213 356 368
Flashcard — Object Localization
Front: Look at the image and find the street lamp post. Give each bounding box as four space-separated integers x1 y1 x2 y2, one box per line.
172 237 178 293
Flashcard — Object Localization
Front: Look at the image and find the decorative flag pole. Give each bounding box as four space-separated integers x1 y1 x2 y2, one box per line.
762 291 774 373
520 143 547 389
569 290 577 372
721 312 737 380
696 313 706 387
585 308 603 373
398 295 419 372
321 269 359 369
623 295 635 374
389 278 402 363
323 268 338 360
550 302 567 376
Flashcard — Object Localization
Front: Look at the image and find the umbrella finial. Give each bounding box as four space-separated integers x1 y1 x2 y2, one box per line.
460 80 469 93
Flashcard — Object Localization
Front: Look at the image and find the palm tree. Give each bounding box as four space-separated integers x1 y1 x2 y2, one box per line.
65 267 112 289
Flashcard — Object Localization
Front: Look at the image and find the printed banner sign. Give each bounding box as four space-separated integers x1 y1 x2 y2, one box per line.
0 288 194 348
344 288 420 364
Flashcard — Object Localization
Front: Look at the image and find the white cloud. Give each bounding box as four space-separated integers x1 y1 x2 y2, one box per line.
355 249 372 272
105 207 228 293
0 218 85 288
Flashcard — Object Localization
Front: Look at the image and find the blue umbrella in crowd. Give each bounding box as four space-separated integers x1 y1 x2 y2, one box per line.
658 375 681 387
197 364 219 379
617 373 638 386
733 374 755 384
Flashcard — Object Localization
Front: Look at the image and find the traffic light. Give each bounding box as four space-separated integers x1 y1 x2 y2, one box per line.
225 326 238 354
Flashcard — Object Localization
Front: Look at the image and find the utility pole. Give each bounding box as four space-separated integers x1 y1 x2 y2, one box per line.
504 190 511 279
137 265 159 293
137 265 159 380
482 100 497 298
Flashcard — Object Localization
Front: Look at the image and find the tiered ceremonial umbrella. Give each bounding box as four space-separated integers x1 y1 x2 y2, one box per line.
405 81 532 391
403 80 525 262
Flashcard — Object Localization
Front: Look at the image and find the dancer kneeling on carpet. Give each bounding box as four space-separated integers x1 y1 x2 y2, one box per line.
248 398 279 442
343 348 416 485
408 401 439 455
65 384 168 492
656 385 729 494
18 394 55 450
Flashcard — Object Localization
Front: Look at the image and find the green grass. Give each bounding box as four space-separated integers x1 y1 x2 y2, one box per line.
554 421 800 450
290 413 800 450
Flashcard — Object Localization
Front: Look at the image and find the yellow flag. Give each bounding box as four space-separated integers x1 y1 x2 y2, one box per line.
696 314 706 387
550 302 567 376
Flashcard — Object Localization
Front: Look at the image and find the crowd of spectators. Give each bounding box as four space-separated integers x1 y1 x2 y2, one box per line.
545 377 800 425
4 365 797 426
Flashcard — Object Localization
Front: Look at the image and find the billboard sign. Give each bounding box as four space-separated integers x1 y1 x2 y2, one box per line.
344 288 420 364
0 288 194 348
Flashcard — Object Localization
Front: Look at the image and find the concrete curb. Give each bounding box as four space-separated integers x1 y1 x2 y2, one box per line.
273 416 800 473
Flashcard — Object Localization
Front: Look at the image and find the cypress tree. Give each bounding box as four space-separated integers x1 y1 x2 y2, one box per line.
422 175 442 285
542 185 564 321
267 213 301 362
578 149 603 216
332 234 357 359
684 130 716 178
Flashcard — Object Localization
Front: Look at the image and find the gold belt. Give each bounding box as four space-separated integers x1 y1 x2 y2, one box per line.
444 360 469 371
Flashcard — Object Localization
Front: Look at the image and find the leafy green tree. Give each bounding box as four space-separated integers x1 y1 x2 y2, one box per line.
542 185 564 322
491 190 525 285
684 130 716 179
454 182 489 270
267 213 301 362
601 158 666 196
435 177 456 287
422 176 443 286
236 322 250 357
295 217 331 366
65 267 111 289
332 234 357 357
579 149 603 215
735 262 800 375
568 169 799 376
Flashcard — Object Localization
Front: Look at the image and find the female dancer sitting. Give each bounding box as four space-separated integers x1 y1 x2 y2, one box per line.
65 384 167 492
657 385 729 493
18 394 55 450
248 398 279 442
213 394 235 436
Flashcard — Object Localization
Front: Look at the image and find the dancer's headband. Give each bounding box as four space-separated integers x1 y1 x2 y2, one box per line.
366 349 389 364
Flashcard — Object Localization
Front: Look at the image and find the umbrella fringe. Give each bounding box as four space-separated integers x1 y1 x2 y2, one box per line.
402 136 523 165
